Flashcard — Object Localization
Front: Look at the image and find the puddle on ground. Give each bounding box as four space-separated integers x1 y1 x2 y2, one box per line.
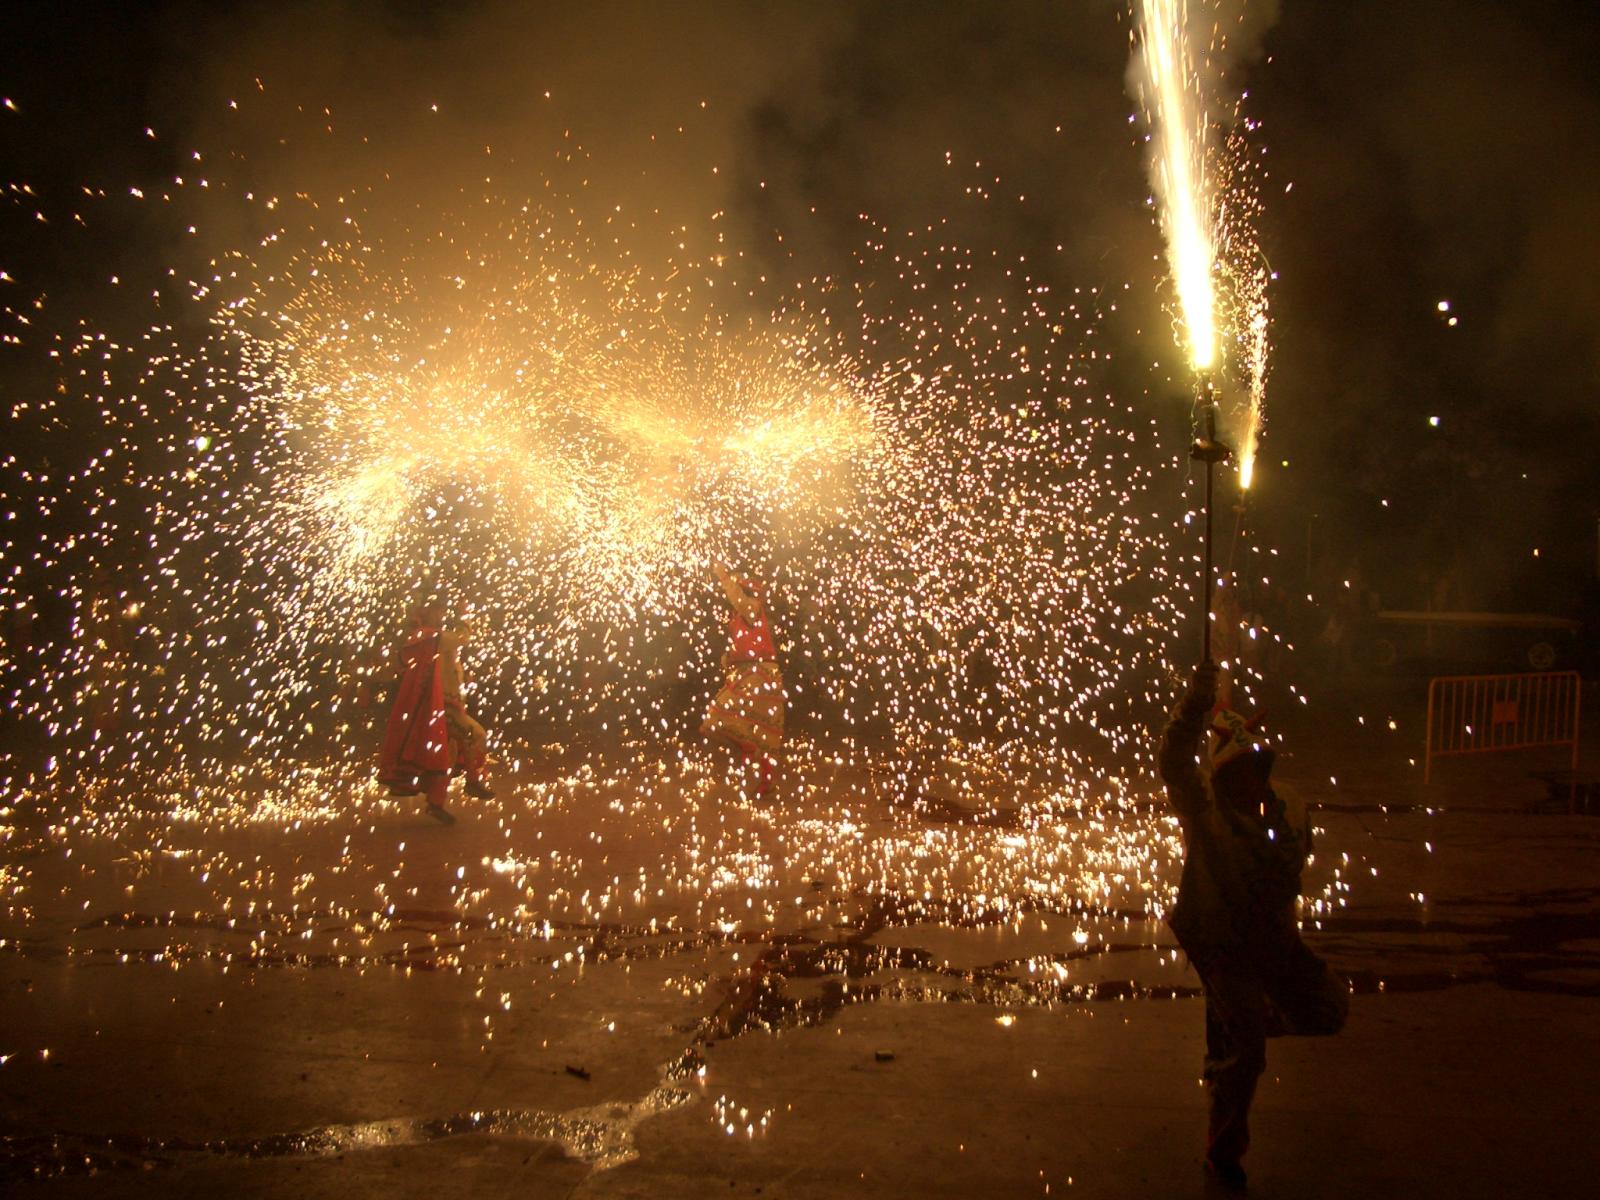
4 884 1598 1182
0 1049 703 1184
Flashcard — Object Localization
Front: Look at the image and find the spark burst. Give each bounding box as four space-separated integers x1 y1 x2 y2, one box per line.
3 154 1190 795
1130 0 1273 488
0 80 1357 1039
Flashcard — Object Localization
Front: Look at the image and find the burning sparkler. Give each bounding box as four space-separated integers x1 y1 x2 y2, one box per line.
1131 0 1275 664
1131 0 1273 493
1133 0 1217 374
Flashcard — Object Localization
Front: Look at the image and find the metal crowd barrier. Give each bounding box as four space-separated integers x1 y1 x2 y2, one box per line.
1424 670 1581 785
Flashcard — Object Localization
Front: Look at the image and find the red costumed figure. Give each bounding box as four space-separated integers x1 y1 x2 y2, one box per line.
377 602 493 824
700 563 785 799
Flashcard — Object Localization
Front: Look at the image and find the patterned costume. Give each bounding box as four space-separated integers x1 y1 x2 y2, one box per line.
703 608 784 753
701 570 784 795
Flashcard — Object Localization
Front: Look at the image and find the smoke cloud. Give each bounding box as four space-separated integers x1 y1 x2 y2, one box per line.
6 0 1597 612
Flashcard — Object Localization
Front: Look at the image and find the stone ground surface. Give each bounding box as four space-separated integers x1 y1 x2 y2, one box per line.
2 677 1598 1198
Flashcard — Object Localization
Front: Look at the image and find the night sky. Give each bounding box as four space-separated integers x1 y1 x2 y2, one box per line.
5 0 1599 613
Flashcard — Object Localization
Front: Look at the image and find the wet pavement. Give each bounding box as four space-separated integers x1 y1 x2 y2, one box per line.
3 701 1599 1197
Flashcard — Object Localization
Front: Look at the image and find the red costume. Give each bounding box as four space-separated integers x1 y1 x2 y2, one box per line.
702 569 785 798
377 625 451 790
729 605 777 663
376 615 489 809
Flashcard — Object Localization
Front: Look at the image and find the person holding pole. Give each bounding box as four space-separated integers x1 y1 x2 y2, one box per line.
1161 392 1347 1191
1159 664 1348 1190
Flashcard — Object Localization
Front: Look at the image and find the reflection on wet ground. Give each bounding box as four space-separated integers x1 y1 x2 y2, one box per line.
2 1092 687 1181
1322 888 1600 998
3 747 1599 1188
11 886 1600 994
6 876 1600 1183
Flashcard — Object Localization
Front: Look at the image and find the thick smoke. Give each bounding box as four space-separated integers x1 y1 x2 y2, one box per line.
6 0 1598 620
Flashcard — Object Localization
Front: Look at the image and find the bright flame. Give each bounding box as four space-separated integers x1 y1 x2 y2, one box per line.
1136 0 1216 371
1238 306 1267 489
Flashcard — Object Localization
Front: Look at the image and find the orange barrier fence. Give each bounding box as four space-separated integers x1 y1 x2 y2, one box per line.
1424 670 1581 784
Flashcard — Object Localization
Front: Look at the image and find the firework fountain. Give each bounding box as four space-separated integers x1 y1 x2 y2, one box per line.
1130 0 1272 653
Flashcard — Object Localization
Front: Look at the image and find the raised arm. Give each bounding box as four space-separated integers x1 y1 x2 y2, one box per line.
713 562 760 623
1158 660 1218 818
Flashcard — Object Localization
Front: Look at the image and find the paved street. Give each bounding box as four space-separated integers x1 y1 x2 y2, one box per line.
3 698 1598 1198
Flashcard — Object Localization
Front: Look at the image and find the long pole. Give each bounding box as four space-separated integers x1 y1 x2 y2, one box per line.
1190 380 1230 664
1203 416 1214 663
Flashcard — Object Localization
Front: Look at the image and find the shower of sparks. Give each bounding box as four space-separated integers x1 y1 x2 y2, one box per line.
0 85 1361 1106
0 129 1204 803
1218 118 1272 490
1132 0 1216 372
1131 0 1273 489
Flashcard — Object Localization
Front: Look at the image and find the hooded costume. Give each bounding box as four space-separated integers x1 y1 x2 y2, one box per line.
1159 662 1347 1184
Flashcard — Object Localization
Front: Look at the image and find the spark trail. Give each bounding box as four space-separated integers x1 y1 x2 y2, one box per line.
1133 0 1217 373
1 125 1188 812
1130 0 1273 488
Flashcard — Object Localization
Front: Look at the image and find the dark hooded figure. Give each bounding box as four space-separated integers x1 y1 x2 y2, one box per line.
1159 660 1349 1191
